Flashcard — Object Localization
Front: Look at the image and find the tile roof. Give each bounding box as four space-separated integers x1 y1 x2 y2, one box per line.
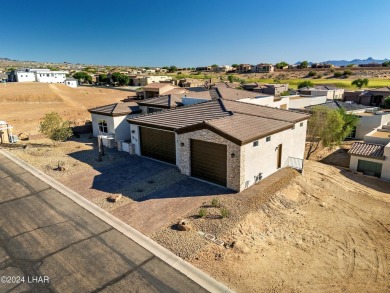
88 102 141 116
222 99 310 123
204 113 292 144
137 95 182 108
129 100 230 131
348 142 385 160
305 100 373 112
128 99 309 144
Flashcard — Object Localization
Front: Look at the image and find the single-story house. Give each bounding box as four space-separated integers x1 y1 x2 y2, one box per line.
127 99 309 191
88 102 142 147
349 124 390 180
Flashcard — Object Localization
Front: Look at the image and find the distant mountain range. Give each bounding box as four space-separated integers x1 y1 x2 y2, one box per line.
296 57 389 67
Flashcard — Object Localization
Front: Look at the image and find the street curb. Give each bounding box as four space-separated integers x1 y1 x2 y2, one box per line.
0 149 234 293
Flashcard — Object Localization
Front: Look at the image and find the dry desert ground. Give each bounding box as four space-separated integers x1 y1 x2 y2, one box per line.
0 82 134 135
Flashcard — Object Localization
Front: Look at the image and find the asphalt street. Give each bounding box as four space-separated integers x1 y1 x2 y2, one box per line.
0 153 210 293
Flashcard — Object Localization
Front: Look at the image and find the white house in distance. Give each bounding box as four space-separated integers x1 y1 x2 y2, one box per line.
88 102 142 148
65 78 78 88
10 68 68 83
349 123 390 180
127 99 309 191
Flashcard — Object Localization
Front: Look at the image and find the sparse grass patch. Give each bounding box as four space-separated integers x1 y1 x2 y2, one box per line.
198 208 207 218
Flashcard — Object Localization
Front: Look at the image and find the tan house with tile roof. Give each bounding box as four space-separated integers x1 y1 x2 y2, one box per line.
127 99 309 191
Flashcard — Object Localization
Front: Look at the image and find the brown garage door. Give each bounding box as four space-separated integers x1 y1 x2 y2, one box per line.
140 127 176 164
190 139 227 186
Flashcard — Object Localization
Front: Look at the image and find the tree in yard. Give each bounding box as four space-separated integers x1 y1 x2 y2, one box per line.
306 106 359 159
382 61 390 67
111 72 129 86
39 112 73 144
384 96 390 109
98 74 107 83
231 64 238 68
300 61 309 68
275 61 289 69
211 64 218 68
168 65 177 73
73 72 92 83
297 80 314 89
351 78 369 89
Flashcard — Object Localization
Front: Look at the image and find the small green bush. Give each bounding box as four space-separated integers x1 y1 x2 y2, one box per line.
198 208 207 218
343 70 352 76
333 71 343 78
308 71 316 77
211 198 220 207
221 208 230 218
384 96 390 109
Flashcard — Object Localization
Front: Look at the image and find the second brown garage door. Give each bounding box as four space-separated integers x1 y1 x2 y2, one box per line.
140 127 176 164
190 139 227 186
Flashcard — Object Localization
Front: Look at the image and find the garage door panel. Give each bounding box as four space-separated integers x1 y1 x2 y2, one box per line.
140 127 176 164
357 160 382 177
191 139 227 186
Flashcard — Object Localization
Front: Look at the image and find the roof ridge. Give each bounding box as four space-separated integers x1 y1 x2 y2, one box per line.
88 102 118 111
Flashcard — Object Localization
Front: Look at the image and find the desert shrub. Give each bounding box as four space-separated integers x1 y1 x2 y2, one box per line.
211 198 220 207
39 112 73 144
343 70 352 76
308 71 316 77
221 208 230 218
198 208 207 218
316 74 323 78
333 71 343 78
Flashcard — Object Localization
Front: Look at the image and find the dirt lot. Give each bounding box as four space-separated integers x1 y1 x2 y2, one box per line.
0 82 135 134
188 160 390 293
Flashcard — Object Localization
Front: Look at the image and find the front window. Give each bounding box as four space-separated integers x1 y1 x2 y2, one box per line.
98 120 108 133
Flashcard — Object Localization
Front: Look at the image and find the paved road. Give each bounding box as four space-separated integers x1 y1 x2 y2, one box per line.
0 153 210 293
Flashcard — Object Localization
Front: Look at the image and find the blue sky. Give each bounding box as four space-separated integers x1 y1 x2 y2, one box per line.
1 0 389 67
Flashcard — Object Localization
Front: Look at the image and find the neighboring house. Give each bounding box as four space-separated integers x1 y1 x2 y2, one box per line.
304 100 390 139
127 99 309 191
311 63 334 68
65 78 78 88
9 68 68 83
253 64 275 73
213 65 234 73
299 85 344 100
130 76 171 86
348 124 390 180
195 66 212 72
236 64 253 73
242 83 289 96
143 83 186 99
344 87 390 107
88 102 142 147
